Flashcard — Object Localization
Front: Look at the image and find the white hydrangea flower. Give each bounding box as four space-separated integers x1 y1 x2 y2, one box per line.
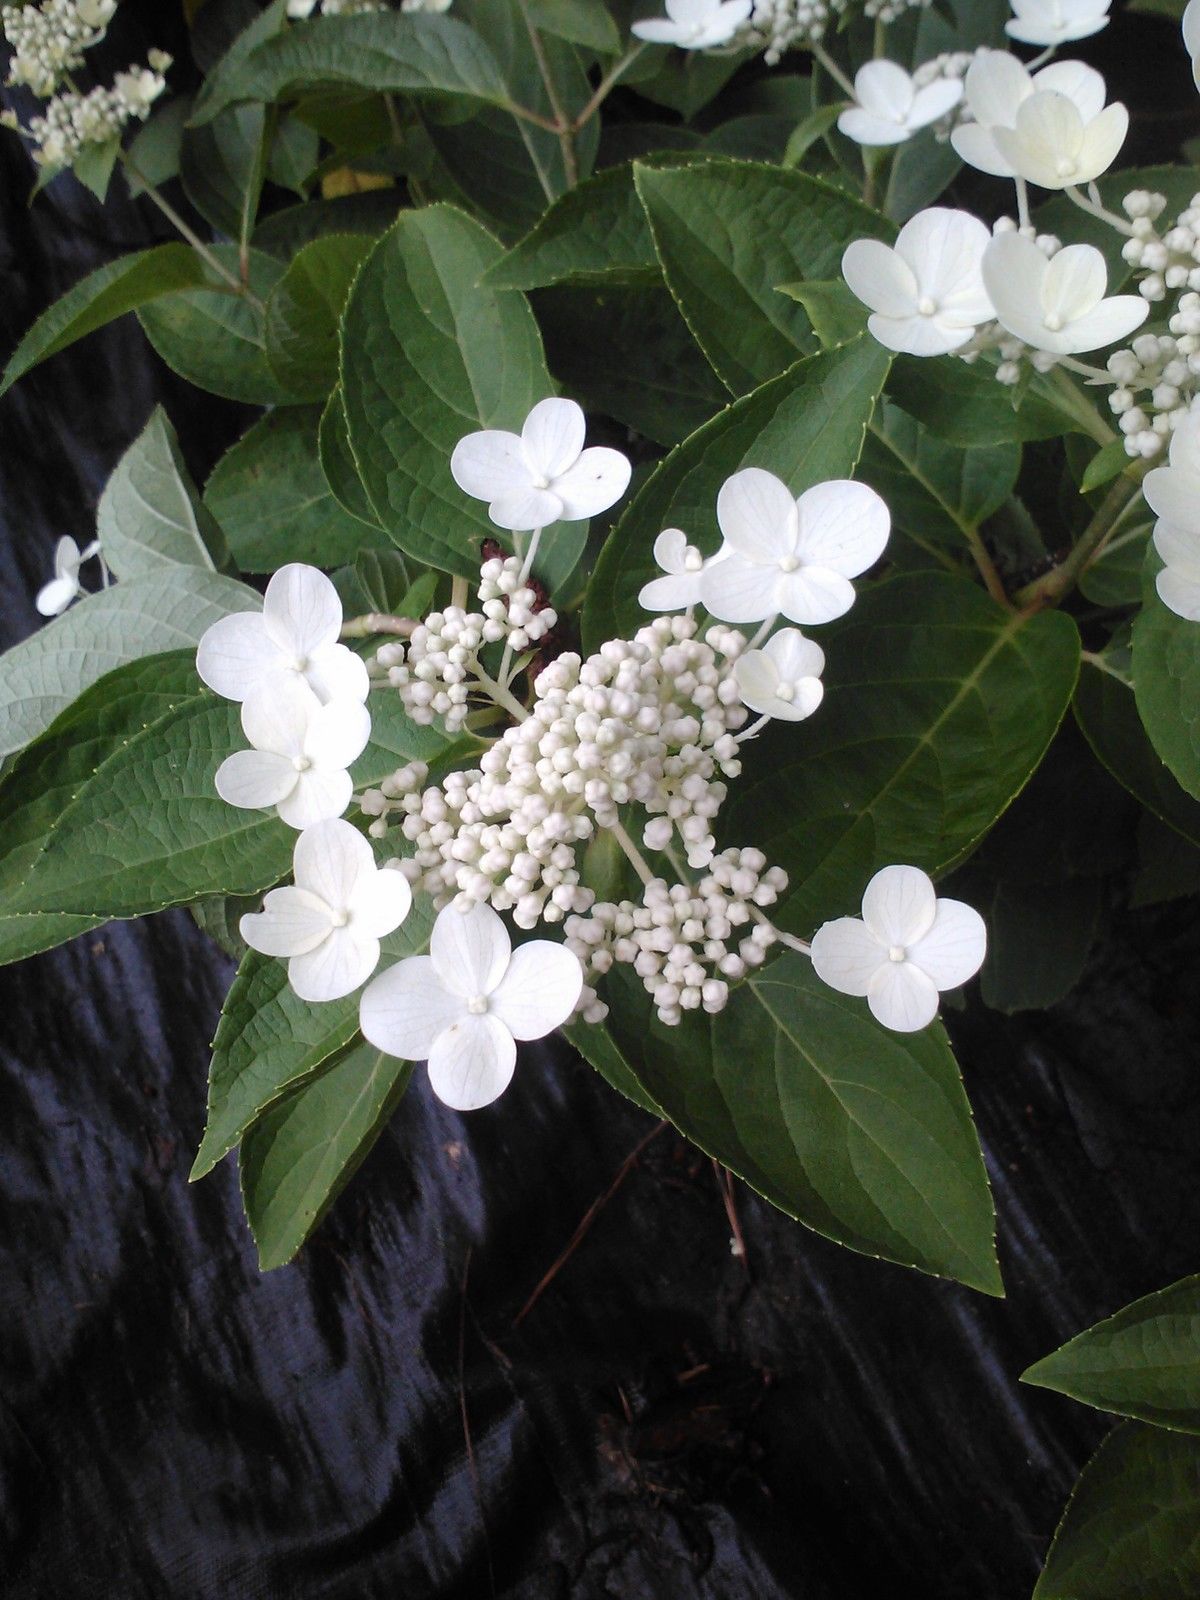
360 900 584 1111
196 562 368 706
991 87 1127 191
842 208 993 356
35 534 99 616
214 677 371 830
810 864 986 1032
1145 416 1200 619
700 470 890 626
733 628 825 722
631 0 753 49
1186 0 1200 69
450 398 631 533
240 819 413 1002
638 528 711 612
952 51 1107 179
837 60 963 147
982 234 1148 354
1005 0 1111 48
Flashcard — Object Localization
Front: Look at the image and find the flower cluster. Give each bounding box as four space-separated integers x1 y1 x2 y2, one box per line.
566 849 788 1025
2 0 115 96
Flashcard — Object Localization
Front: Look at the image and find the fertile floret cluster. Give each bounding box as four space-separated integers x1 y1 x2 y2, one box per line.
22 56 168 168
565 850 788 1026
2 0 115 96
742 0 849 61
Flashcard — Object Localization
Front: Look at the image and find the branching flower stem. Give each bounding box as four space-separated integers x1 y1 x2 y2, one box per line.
516 0 578 188
572 43 648 130
1014 473 1144 609
812 42 857 100
1066 183 1136 238
118 149 264 308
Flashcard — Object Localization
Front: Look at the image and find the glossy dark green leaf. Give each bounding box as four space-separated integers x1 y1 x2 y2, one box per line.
263 231 374 400
887 356 1104 446
318 387 384 531
180 103 267 238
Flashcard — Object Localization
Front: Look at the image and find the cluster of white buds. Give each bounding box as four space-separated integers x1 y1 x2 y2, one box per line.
376 607 493 732
477 554 557 655
2 0 115 97
565 849 788 1026
742 0 850 62
866 0 932 24
1121 190 1200 303
910 49 977 140
17 53 168 168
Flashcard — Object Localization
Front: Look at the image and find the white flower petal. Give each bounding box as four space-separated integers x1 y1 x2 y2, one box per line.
982 232 1052 347
521 397 585 481
195 611 275 702
776 565 856 626
950 122 1015 179
35 574 78 616
1169 414 1200 472
842 238 919 319
838 107 913 147
1035 59 1106 121
1185 0 1200 58
795 481 890 579
289 926 379 1002
277 767 354 829
1153 520 1200 582
305 697 372 771
1145 467 1200 529
361 956 464 1060
963 49 1030 131
215 749 297 811
431 900 511 999
488 486 564 532
427 1012 516 1111
551 447 632 521
771 677 824 721
54 535 82 577
809 916 884 997
1042 242 1106 324
241 675 318 757
908 898 987 990
631 16 694 43
653 527 689 574
639 572 704 612
489 941 583 1040
896 207 991 311
1156 567 1200 622
1074 101 1127 185
294 815 374 906
262 563 342 657
733 650 780 710
240 886 333 957
349 867 413 940
1059 295 1148 354
862 864 938 946
716 468 797 562
908 78 964 132
765 626 826 682
868 311 977 356
700 552 781 623
450 429 529 502
304 642 370 706
854 59 914 121
867 960 940 1032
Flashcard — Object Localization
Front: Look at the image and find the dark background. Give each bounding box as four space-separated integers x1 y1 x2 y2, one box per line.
2 4 1199 1595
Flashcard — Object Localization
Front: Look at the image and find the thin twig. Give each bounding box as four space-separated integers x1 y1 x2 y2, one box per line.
515 0 578 187
120 149 263 307
512 1119 669 1327
340 612 417 639
572 42 648 130
713 1160 750 1276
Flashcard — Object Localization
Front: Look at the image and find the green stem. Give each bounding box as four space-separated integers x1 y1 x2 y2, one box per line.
609 819 657 889
120 149 263 308
572 42 648 130
516 0 578 188
473 666 529 723
812 42 857 99
341 612 416 639
1065 184 1135 238
1014 474 1142 609
1049 365 1117 447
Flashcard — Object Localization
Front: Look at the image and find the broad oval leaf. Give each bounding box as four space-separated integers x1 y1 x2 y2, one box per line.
583 336 891 646
99 406 230 578
1024 1276 1200 1434
0 568 257 756
724 572 1081 935
1132 546 1200 802
240 1041 412 1270
319 387 383 531
340 203 554 577
263 231 374 400
602 955 1001 1294
0 245 208 397
1034 1424 1200 1599
205 406 390 572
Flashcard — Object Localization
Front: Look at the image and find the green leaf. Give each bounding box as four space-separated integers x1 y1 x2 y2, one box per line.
859 400 1020 554
775 278 867 349
1081 438 1136 495
603 955 1000 1294
1132 545 1200 802
782 102 846 167
634 160 893 395
1034 1424 1200 1599
240 1040 412 1270
98 407 231 579
526 0 620 52
564 1017 664 1117
319 386 384 530
193 898 434 1179
180 103 268 238
204 406 391 572
72 135 121 203
1024 1276 1200 1434
723 572 1081 936
339 203 553 577
263 231 374 400
137 248 291 405
0 570 257 757
268 113 320 194
1079 520 1152 609
124 96 192 196
0 245 209 397
532 282 729 448
627 42 748 119
886 356 1098 446
978 874 1101 1013
254 190 402 258
483 157 697 291
583 336 891 645
1075 657 1200 848
193 11 509 126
